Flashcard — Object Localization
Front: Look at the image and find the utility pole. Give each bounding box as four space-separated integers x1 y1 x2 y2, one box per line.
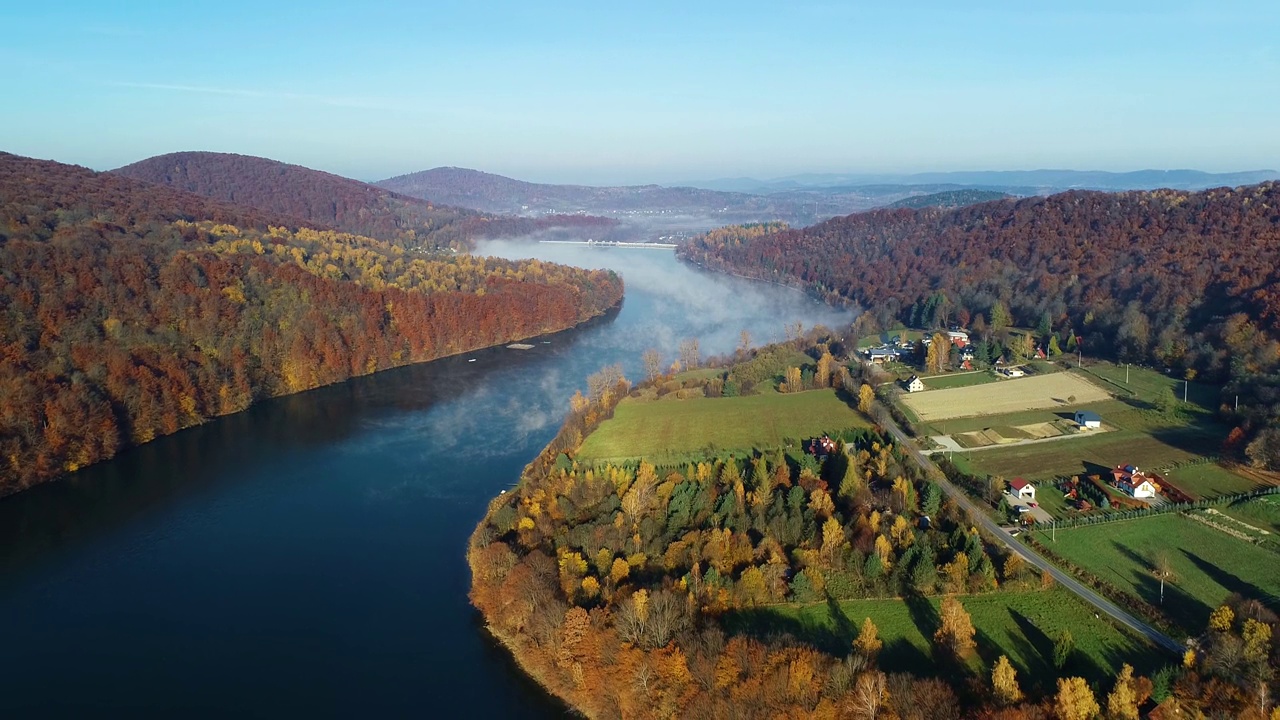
1184 380 1189 404
1125 363 1129 383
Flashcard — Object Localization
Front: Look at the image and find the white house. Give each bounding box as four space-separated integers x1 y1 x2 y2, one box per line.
1074 410 1102 429
1010 478 1036 500
905 375 925 393
1111 465 1159 499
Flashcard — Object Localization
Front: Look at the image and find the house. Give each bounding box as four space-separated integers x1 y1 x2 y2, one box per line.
1010 478 1036 500
947 330 970 347
1111 464 1159 498
1074 410 1102 429
866 347 897 364
905 375 925 392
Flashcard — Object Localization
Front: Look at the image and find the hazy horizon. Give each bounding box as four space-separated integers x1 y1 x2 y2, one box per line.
3 1 1277 185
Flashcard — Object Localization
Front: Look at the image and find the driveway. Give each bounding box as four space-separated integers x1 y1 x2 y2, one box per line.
1005 492 1053 524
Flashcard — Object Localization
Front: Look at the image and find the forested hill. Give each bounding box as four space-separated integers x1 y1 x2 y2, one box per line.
0 153 624 496
114 151 615 247
886 188 1011 209
682 185 1280 451
685 184 1280 369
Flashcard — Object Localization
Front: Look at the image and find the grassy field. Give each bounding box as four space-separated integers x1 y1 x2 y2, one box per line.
1222 495 1280 534
726 589 1156 689
1081 363 1218 414
576 388 871 462
921 402 1124 437
922 371 997 390
1036 514 1280 633
858 329 922 349
902 372 1111 421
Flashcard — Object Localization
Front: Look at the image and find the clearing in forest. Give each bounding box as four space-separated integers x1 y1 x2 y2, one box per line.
901 372 1110 421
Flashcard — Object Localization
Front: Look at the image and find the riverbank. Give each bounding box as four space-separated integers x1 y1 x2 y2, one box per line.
1 283 624 500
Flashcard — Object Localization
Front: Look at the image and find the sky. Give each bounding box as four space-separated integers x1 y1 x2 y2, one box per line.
2 0 1277 184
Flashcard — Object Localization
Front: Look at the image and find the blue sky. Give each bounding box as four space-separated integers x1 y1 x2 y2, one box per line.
2 1 1277 183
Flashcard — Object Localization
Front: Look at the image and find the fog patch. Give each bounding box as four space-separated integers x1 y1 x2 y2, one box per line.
476 238 857 359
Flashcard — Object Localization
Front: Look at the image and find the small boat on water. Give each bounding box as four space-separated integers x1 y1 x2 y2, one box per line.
468 358 476 362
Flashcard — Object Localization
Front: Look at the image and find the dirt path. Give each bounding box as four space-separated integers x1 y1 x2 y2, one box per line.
928 427 1112 454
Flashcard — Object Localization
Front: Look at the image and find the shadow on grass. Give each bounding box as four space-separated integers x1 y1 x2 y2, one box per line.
1182 549 1280 611
723 596 932 675
1111 542 1209 632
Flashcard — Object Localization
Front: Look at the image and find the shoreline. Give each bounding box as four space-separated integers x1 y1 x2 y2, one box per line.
0 292 625 501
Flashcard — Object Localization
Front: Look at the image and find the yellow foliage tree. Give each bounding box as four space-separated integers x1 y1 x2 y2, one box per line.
1054 677 1100 720
816 352 834 389
934 596 976 659
1106 663 1138 720
858 383 875 413
991 654 1023 706
853 617 883 661
1243 618 1272 663
1208 604 1234 633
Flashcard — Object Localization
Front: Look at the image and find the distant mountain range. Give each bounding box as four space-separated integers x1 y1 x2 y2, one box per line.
114 152 615 247
684 169 1280 194
375 166 858 227
375 166 1280 229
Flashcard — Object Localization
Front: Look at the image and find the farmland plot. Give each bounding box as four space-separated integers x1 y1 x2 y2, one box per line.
902 373 1111 421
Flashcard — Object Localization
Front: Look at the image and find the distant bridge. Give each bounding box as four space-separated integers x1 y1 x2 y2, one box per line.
538 240 677 249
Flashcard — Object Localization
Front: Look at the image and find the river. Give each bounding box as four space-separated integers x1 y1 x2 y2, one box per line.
0 244 854 718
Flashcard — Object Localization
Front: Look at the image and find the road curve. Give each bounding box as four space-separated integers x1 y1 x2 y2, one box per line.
875 405 1186 656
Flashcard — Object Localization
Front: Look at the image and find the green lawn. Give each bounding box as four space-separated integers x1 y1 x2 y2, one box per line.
858 328 922 349
672 367 724 382
726 589 1155 689
1222 495 1280 534
576 388 871 462
922 371 998 390
1160 462 1261 498
1082 363 1217 414
1036 514 1280 634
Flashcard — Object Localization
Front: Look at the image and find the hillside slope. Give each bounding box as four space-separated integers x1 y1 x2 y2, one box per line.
683 184 1280 384
0 153 623 496
115 152 614 247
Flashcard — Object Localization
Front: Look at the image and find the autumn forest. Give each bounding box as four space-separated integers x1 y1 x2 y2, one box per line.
0 152 623 495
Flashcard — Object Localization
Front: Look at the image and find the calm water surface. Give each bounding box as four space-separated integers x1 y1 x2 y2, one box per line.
0 246 853 718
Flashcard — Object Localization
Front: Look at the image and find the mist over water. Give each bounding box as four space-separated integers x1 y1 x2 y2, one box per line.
0 247 854 717
478 239 857 359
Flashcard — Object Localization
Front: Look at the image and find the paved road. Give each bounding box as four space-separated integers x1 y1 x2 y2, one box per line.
876 406 1186 656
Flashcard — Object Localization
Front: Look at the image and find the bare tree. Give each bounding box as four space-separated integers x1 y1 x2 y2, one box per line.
847 671 887 720
641 348 663 382
678 338 700 371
